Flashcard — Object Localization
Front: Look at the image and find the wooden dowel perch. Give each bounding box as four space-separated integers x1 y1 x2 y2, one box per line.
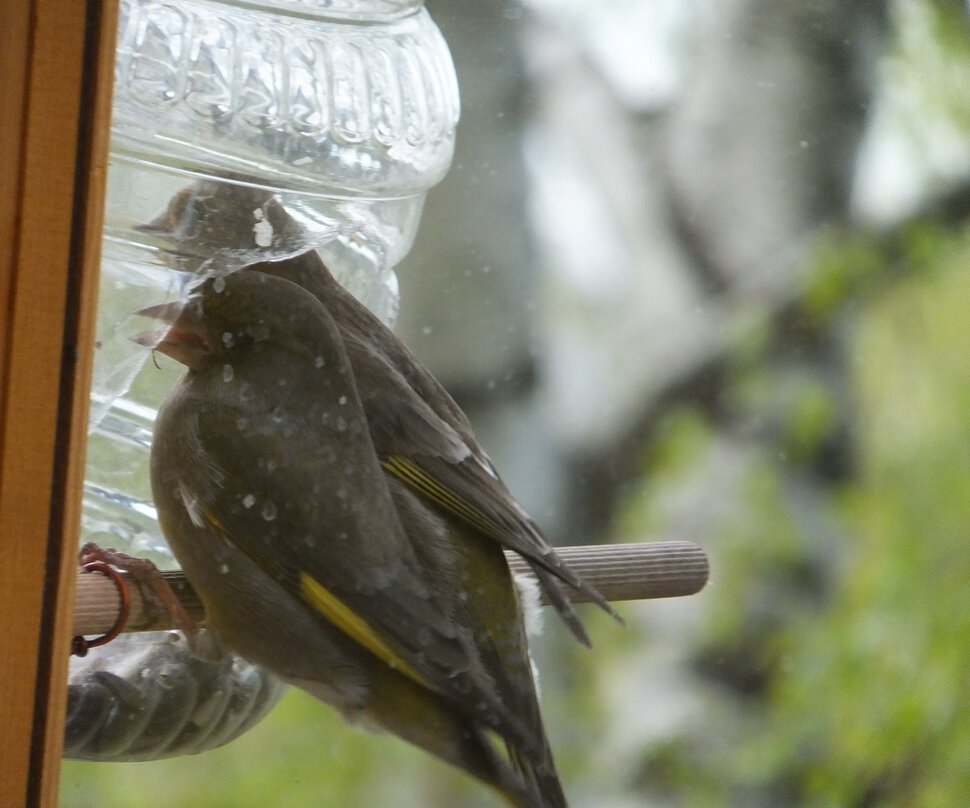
73 541 708 639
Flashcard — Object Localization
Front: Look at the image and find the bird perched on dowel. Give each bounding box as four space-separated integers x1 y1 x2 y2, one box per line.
138 179 620 644
137 181 622 807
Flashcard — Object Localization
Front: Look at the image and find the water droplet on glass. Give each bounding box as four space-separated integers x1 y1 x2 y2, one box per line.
213 276 226 293
222 364 234 382
337 395 347 406
261 501 277 521
315 355 325 368
219 563 229 575
242 493 256 509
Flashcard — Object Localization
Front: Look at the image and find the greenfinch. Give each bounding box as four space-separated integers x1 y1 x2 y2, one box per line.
142 272 572 807
138 180 620 646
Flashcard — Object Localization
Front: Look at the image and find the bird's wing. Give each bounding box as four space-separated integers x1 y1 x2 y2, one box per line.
171 404 533 746
386 478 556 766
361 387 621 645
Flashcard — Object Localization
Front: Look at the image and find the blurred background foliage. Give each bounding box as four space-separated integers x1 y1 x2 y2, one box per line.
62 0 970 805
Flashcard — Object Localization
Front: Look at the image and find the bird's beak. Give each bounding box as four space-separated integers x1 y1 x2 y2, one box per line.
132 299 211 371
134 209 176 238
135 300 185 325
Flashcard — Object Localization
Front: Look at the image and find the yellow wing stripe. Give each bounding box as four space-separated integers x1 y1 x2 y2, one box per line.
298 572 427 687
200 506 428 687
381 454 504 538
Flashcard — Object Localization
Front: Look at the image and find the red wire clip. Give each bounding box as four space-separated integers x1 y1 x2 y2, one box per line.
71 561 131 657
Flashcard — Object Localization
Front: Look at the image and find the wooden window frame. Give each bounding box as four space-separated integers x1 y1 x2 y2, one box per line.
0 1 118 804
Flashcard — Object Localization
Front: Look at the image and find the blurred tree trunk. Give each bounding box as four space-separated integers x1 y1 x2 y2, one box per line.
394 1 888 544
665 0 888 298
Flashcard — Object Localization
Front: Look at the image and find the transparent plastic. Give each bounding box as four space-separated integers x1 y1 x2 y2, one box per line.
65 633 286 760
70 0 459 760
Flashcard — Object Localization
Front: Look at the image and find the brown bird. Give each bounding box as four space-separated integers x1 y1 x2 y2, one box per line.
138 180 621 648
142 271 571 806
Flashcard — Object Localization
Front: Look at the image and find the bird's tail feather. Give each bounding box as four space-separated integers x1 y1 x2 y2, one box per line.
507 734 570 808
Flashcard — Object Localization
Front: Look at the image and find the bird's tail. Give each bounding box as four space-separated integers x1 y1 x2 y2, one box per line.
506 734 569 808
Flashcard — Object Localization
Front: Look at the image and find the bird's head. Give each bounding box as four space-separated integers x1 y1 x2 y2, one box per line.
135 178 307 269
133 271 335 372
